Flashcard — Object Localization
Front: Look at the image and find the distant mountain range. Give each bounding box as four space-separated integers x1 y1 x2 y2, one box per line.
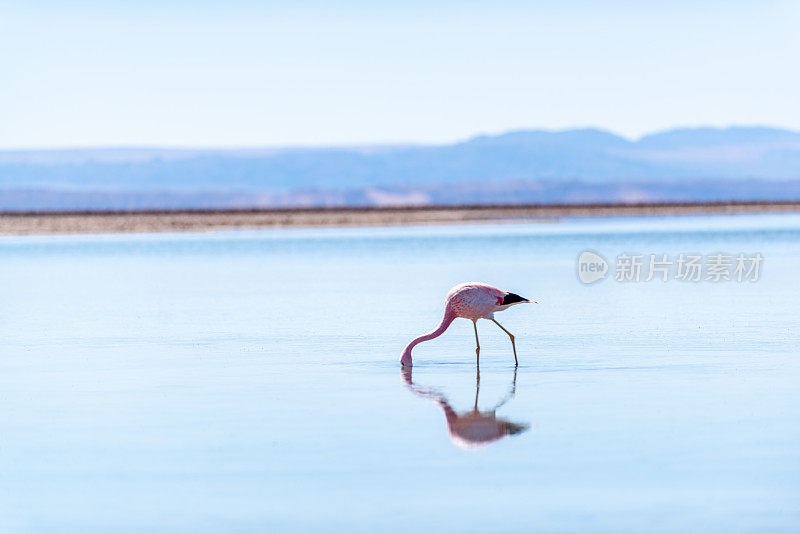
2 126 799 211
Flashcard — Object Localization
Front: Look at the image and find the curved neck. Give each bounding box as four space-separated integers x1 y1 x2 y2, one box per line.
401 308 456 366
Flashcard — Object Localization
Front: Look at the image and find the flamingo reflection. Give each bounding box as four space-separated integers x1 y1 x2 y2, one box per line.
402 365 530 449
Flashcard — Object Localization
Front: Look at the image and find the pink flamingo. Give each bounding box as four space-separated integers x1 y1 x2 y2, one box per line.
400 282 536 367
401 366 529 449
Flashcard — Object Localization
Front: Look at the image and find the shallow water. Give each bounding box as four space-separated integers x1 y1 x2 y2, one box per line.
1 214 799 532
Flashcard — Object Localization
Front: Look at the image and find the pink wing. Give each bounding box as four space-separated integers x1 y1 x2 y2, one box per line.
446 282 505 319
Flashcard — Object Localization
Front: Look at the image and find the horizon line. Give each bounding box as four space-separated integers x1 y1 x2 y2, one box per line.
1 123 795 153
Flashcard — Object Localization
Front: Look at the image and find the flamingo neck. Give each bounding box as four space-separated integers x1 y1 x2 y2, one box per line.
400 308 456 366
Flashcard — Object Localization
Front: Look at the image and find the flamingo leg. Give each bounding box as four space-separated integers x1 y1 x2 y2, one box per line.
472 320 480 366
474 364 480 411
492 366 518 410
491 318 518 366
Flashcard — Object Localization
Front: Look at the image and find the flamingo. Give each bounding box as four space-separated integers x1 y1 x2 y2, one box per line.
400 282 535 367
401 366 529 449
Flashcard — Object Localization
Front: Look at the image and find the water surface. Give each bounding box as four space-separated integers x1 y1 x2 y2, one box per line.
1 214 799 532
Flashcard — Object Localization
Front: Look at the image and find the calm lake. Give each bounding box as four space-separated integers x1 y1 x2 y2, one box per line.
1 214 799 532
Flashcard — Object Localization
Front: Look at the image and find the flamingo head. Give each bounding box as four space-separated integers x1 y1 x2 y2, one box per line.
400 348 413 367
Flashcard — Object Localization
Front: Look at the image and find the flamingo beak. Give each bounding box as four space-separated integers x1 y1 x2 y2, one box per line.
502 293 530 305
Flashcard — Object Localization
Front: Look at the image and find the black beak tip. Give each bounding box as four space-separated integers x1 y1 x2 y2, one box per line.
502 292 528 305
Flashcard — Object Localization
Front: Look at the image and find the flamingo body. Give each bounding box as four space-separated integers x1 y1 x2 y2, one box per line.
400 282 534 366
402 366 529 449
440 404 528 450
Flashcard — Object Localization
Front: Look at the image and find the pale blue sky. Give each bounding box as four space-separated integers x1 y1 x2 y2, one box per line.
1 1 799 148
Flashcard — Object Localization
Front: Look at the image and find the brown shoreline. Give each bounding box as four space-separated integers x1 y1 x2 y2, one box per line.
2 201 800 235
